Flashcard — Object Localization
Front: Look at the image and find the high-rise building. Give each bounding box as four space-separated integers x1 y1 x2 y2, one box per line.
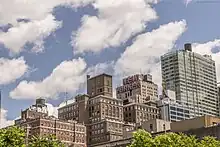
116 74 158 104
116 74 160 125
15 98 87 147
161 43 219 118
87 74 113 98
86 74 124 145
86 95 124 145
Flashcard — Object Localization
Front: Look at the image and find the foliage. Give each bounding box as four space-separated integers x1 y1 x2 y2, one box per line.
0 126 26 147
129 129 220 147
28 135 65 147
0 126 64 147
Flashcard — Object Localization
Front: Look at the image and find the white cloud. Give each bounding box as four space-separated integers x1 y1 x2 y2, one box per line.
0 15 62 54
46 103 58 118
0 0 94 25
0 57 29 85
192 39 220 81
10 58 116 100
0 109 14 129
114 20 187 87
86 61 115 77
0 0 96 54
59 98 76 108
72 0 158 54
10 58 87 99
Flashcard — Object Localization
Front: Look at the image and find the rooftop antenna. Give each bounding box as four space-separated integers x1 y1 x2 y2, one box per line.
65 90 68 106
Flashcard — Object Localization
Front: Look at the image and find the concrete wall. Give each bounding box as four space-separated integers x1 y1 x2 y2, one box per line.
171 115 220 132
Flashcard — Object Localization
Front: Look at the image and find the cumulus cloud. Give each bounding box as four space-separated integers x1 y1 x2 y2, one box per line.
10 58 87 99
0 0 95 54
0 15 62 54
0 57 29 85
46 103 59 118
0 0 94 25
192 39 220 80
72 0 158 54
86 61 115 77
114 20 187 87
0 109 14 129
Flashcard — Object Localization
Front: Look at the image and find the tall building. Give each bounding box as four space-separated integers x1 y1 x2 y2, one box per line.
86 74 124 146
87 74 113 98
161 43 219 118
86 95 124 145
15 98 87 147
116 74 158 104
116 74 159 125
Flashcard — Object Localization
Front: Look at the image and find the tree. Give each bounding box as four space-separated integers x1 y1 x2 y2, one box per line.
0 126 64 147
129 129 220 147
0 126 26 147
28 135 65 147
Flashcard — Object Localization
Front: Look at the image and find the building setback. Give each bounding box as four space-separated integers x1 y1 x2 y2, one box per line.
161 43 219 118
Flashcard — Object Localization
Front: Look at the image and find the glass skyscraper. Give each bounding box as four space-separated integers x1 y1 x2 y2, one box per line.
161 44 219 119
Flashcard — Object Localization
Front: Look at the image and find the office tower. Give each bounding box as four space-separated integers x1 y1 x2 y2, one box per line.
86 74 124 145
87 74 113 98
116 74 159 125
116 74 158 104
161 43 219 118
15 98 87 147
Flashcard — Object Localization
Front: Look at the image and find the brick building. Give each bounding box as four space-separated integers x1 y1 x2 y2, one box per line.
15 98 86 147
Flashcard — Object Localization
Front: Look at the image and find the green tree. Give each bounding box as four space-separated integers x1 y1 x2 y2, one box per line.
129 129 220 147
28 135 65 147
0 126 26 147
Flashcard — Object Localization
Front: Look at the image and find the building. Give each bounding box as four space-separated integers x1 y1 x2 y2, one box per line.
116 74 158 104
86 94 124 145
123 102 160 124
15 98 87 147
137 119 170 134
161 43 219 118
58 94 89 124
184 125 220 140
157 90 192 122
171 115 220 132
86 74 124 146
87 74 113 98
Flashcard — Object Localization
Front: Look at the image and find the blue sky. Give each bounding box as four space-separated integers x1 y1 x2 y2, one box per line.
0 0 220 126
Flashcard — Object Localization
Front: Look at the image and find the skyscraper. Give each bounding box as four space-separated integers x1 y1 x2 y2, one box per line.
161 43 219 118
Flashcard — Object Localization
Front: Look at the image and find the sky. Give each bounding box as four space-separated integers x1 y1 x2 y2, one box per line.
0 0 220 128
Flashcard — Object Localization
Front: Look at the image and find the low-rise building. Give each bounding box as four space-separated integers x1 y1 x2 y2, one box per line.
171 115 220 132
15 98 87 147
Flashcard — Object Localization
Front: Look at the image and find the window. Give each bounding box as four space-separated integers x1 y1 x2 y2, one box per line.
150 124 153 132
163 124 166 131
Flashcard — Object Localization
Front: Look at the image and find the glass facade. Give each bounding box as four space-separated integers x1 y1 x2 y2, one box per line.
161 50 219 118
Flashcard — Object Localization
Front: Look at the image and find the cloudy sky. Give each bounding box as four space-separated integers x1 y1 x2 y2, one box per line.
0 0 220 127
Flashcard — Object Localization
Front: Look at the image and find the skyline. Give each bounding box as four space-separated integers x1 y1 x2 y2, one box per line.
0 0 220 128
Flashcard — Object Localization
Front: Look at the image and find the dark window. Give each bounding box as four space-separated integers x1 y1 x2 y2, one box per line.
150 124 153 132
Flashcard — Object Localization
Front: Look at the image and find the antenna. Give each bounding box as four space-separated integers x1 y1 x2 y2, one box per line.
65 91 68 106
